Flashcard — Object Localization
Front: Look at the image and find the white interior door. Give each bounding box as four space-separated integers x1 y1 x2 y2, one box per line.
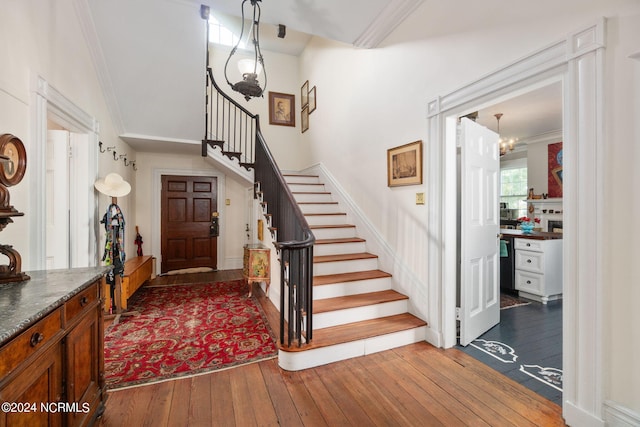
46 130 70 269
459 118 500 346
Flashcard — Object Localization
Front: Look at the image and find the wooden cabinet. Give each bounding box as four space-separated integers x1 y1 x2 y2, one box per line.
0 278 105 427
243 245 270 297
514 238 562 303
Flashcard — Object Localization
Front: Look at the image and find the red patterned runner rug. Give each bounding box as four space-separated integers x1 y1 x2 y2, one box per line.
104 280 278 390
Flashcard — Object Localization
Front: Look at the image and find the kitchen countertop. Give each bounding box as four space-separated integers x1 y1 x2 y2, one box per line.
500 229 563 240
0 266 112 345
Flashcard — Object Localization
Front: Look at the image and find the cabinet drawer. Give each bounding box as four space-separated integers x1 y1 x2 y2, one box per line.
515 250 544 273
64 282 99 326
515 270 545 294
514 238 544 252
0 307 63 378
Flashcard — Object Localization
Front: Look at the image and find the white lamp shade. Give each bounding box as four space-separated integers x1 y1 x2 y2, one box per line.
237 59 262 76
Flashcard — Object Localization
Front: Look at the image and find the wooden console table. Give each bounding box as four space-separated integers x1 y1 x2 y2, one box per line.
0 267 110 427
243 244 270 297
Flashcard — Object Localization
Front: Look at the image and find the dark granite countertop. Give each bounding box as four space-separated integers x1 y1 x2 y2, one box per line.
500 229 563 240
0 266 112 346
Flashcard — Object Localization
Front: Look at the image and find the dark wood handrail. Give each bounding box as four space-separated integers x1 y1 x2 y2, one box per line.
204 66 315 348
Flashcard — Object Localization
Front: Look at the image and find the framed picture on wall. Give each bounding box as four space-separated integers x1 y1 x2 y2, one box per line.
301 106 309 133
387 140 423 187
308 86 317 113
268 92 295 127
301 80 309 108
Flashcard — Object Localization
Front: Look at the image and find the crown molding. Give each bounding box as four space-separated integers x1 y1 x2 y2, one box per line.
352 0 424 48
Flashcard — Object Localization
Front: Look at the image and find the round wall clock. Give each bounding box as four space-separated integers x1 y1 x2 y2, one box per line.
0 134 27 187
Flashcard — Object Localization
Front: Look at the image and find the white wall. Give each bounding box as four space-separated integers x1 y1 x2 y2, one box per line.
209 44 309 170
298 0 640 417
0 0 133 270
133 151 249 271
604 11 640 416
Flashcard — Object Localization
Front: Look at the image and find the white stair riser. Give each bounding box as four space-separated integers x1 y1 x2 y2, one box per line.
313 277 392 300
314 258 379 276
293 193 333 203
288 183 325 193
284 175 320 184
299 203 341 214
278 326 427 371
311 227 356 240
313 241 367 256
305 214 348 226
314 300 408 329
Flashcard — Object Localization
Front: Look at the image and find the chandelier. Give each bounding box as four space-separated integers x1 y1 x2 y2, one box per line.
224 0 267 101
494 113 516 156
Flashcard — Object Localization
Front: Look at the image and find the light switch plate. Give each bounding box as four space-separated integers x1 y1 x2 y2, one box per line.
416 192 425 205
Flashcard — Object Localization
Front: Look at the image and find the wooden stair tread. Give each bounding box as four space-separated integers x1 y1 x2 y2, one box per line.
314 289 407 314
314 252 377 263
281 313 427 352
297 201 338 205
313 269 391 286
309 224 355 229
304 212 346 216
314 238 366 245
292 191 331 195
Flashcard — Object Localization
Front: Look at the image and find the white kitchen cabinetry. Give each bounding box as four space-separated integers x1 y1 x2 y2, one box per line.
514 237 562 304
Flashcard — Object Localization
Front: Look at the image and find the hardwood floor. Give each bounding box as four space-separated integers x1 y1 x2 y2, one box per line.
100 271 565 426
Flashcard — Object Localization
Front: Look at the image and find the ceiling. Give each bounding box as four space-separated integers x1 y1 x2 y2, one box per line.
84 0 563 152
475 82 563 155
197 0 425 51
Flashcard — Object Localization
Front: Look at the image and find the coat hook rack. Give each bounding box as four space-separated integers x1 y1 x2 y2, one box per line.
123 157 132 166
112 150 117 161
132 161 137 171
99 141 106 153
119 153 127 159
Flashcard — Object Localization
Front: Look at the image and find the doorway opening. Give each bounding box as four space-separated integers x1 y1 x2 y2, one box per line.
32 76 99 270
455 83 564 405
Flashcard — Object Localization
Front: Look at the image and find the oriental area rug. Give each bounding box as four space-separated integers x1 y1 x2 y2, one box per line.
104 280 278 390
500 293 532 310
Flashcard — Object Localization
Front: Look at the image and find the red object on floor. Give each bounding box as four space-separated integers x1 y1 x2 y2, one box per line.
104 280 277 389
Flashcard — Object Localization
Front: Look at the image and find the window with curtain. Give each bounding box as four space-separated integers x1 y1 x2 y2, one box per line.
500 167 528 218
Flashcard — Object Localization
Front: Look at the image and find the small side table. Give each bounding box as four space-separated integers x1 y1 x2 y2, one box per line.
243 244 270 297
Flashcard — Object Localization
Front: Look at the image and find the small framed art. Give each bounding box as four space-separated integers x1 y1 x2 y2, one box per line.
268 92 295 127
301 80 309 108
301 106 309 133
308 86 317 113
387 140 423 187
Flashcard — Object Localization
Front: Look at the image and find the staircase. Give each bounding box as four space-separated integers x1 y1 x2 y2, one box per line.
277 173 427 371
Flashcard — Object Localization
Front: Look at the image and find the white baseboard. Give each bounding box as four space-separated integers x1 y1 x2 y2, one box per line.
604 400 640 427
563 401 604 427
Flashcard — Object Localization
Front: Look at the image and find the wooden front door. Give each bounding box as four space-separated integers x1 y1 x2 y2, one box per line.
161 175 218 273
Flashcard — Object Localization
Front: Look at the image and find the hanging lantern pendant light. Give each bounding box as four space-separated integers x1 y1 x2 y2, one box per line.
224 0 267 101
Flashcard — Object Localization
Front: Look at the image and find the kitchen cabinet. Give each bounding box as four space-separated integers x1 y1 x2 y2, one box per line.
0 268 110 427
514 237 562 303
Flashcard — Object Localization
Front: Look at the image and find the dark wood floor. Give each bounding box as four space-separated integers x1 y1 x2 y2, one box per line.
457 297 563 406
100 271 565 426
